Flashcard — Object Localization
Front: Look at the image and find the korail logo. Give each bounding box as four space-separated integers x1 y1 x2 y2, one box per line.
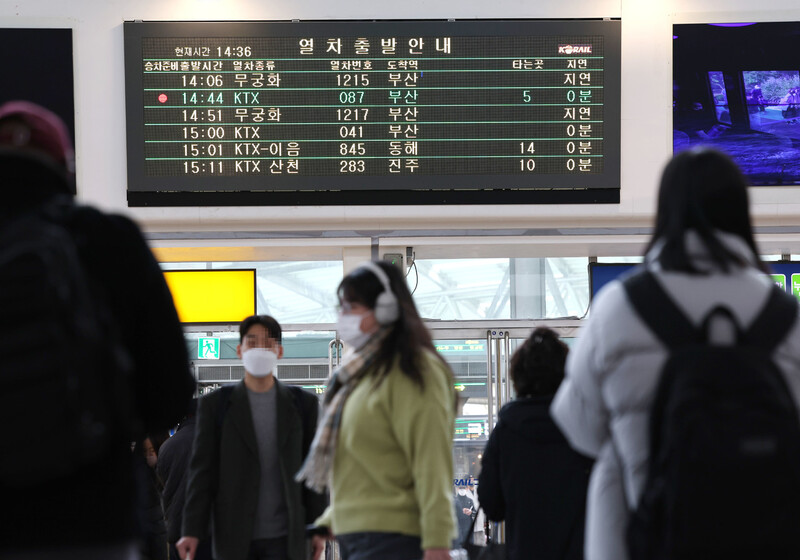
454 476 477 487
558 44 593 55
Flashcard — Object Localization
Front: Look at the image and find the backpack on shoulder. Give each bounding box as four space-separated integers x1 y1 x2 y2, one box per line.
0 202 135 487
624 269 800 559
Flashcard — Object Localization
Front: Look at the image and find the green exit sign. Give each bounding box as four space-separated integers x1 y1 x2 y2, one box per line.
771 274 786 291
198 337 220 360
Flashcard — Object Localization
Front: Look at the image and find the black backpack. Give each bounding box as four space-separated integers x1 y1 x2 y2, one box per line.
624 269 800 559
0 203 135 487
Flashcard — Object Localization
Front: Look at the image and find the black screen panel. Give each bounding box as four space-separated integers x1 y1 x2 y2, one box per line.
124 19 620 206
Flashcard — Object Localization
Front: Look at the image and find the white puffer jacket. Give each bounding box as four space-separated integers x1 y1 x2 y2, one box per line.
551 231 800 560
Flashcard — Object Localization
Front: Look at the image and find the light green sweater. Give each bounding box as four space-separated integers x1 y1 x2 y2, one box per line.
315 349 456 549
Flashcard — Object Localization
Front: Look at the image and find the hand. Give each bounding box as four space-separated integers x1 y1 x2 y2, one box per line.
462 507 472 515
176 536 198 560
311 531 334 560
423 548 452 560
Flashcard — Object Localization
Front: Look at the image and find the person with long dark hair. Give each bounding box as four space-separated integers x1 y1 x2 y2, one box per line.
298 261 456 560
551 148 800 560
478 328 592 560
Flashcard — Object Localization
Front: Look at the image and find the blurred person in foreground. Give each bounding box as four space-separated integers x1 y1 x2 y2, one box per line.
298 261 456 560
551 148 800 560
0 100 195 560
479 328 593 560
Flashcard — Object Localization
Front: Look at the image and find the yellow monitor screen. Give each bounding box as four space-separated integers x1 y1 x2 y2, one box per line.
163 269 256 324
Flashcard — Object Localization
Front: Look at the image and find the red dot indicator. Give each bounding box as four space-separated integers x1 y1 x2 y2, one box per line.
158 93 168 103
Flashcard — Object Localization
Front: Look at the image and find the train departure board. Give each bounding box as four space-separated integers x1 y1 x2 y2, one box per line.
124 20 620 206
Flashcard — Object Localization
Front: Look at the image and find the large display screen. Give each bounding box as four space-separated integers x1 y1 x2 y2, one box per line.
673 22 800 186
124 20 621 206
163 269 256 324
0 28 74 149
589 261 800 303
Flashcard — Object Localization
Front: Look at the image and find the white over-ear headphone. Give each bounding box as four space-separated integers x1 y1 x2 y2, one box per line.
358 261 400 325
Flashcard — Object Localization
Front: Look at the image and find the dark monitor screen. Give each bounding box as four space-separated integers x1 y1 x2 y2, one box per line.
673 22 800 186
124 19 621 206
0 28 75 146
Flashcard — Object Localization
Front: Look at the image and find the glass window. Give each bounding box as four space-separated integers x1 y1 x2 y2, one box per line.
410 257 589 320
162 257 593 323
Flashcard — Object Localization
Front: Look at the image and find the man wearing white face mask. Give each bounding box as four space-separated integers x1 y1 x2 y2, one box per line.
178 315 327 560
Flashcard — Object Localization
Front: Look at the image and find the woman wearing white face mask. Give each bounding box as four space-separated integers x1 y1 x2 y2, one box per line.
298 261 457 560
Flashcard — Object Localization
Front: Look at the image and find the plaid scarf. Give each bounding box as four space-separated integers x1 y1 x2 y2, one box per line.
296 327 390 493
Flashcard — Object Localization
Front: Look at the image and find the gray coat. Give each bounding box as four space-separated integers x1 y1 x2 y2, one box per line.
551 232 800 560
183 380 327 560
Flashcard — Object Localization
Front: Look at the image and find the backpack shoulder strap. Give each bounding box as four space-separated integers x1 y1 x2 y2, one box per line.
745 283 798 352
623 268 697 348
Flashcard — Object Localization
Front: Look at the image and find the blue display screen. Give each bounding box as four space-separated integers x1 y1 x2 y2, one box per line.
590 261 800 303
767 261 800 296
673 22 800 187
589 262 636 300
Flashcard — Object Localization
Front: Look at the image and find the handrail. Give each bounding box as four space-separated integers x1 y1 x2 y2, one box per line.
485 329 494 429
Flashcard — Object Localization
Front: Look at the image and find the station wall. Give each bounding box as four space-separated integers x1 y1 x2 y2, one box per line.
3 0 800 259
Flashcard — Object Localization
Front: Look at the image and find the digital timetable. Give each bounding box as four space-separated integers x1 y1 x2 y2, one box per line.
123 20 620 206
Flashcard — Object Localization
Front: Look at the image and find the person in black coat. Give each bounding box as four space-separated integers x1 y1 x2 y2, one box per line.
179 316 327 560
135 438 168 560
478 328 593 560
0 101 196 560
158 402 212 560
453 485 476 546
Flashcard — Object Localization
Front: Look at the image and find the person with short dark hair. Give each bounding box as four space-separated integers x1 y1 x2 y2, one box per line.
0 100 195 560
551 148 800 560
299 261 456 560
452 483 476 546
478 328 593 560
178 315 326 560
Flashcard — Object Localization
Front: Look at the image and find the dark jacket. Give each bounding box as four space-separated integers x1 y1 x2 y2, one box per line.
0 186 196 549
454 491 476 545
158 416 197 545
478 396 593 560
135 453 168 560
183 380 327 560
